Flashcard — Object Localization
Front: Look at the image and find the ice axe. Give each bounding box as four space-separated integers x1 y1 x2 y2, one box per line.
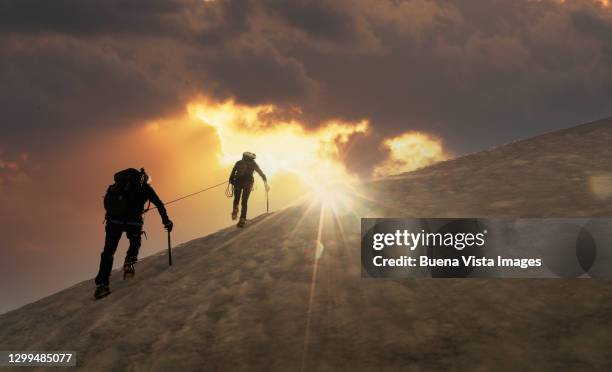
265 181 270 213
167 230 173 266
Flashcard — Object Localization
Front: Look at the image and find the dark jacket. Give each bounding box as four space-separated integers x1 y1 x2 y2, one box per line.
229 159 266 187
105 183 169 224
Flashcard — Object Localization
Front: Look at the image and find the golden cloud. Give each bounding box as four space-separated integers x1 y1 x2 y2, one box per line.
187 99 369 186
373 131 449 178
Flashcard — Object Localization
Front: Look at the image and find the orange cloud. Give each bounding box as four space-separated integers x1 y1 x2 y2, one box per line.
373 131 449 177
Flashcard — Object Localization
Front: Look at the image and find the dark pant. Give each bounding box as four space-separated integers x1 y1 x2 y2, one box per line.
95 221 143 285
233 183 252 219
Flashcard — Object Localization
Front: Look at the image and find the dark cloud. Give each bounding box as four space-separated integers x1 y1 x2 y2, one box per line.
266 0 371 44
200 41 319 105
0 0 191 36
2 0 612 161
0 35 187 156
265 0 612 153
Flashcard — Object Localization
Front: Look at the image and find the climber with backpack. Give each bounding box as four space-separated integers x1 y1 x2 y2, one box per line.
229 152 269 228
94 168 173 300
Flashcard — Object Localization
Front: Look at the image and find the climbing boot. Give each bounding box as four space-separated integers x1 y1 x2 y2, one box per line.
123 263 135 280
94 284 111 300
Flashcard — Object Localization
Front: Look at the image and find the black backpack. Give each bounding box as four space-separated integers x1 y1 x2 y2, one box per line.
233 160 254 184
104 168 145 218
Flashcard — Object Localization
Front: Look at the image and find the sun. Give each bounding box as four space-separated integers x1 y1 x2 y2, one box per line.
296 158 360 213
306 179 357 212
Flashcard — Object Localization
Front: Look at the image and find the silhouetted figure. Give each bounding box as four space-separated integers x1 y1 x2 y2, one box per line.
94 168 172 299
229 152 268 227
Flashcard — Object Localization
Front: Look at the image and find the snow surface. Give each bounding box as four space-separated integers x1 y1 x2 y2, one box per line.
2 118 612 371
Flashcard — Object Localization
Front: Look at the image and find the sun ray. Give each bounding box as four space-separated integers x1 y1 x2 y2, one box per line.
301 204 326 371
282 199 319 251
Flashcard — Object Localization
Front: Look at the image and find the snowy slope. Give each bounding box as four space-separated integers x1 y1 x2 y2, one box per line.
2 118 612 371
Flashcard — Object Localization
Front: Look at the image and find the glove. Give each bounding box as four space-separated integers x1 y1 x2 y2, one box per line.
264 181 270 192
163 219 174 232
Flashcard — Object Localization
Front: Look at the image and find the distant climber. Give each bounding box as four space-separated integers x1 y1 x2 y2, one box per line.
94 168 173 300
229 152 269 227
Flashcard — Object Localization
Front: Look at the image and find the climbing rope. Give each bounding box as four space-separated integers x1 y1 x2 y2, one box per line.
145 179 269 213
225 183 234 198
146 180 229 212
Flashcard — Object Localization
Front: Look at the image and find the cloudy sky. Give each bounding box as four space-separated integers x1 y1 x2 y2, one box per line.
2 0 612 313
